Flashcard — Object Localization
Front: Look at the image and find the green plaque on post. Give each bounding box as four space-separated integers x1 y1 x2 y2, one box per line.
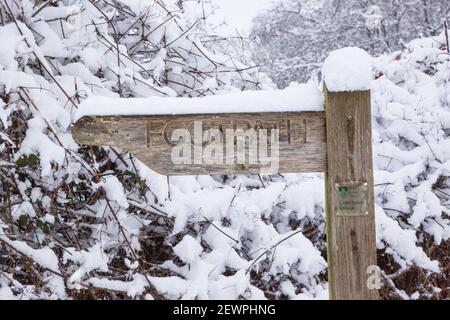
335 181 369 216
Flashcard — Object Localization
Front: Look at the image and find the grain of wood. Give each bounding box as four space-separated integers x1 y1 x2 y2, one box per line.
324 86 379 300
72 112 327 175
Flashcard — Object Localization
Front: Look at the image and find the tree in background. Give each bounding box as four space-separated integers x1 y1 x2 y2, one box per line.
251 0 450 88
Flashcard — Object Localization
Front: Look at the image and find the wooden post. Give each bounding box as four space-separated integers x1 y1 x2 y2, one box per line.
324 86 379 300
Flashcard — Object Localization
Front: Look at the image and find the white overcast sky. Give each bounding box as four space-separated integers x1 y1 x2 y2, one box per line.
212 0 275 33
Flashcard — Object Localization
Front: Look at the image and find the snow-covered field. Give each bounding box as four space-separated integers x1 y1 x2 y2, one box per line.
0 0 449 300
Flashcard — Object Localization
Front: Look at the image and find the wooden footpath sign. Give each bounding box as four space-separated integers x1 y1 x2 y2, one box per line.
73 112 327 175
72 88 379 300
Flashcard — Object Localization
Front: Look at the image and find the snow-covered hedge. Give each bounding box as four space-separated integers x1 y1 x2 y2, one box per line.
0 0 449 300
371 35 450 298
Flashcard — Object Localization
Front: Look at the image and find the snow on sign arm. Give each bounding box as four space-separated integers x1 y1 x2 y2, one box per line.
322 47 373 92
74 83 324 120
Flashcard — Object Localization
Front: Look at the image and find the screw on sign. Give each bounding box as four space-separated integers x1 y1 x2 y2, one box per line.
72 48 378 300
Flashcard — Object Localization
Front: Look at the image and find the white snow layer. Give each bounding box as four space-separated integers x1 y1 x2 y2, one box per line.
322 47 373 92
74 83 324 120
173 235 203 263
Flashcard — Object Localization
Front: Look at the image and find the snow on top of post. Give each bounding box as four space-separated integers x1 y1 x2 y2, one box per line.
323 47 373 92
74 83 324 121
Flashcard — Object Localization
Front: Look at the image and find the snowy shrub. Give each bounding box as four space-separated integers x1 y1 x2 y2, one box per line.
0 0 272 299
0 0 449 300
371 35 450 298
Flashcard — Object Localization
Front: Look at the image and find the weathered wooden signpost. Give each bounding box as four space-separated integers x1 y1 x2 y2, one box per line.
323 87 378 300
72 52 378 300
